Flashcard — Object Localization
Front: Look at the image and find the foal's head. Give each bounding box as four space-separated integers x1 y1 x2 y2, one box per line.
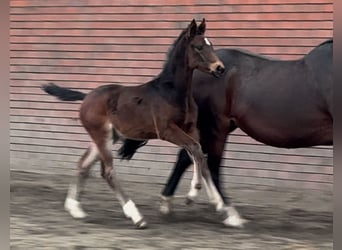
185 19 225 77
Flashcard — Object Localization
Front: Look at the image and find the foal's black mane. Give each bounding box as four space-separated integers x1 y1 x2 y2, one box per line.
160 28 188 77
149 27 190 92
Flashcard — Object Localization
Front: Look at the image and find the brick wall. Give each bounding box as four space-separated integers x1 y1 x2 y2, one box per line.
10 0 333 190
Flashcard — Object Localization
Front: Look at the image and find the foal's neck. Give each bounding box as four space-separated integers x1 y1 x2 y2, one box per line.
163 39 194 102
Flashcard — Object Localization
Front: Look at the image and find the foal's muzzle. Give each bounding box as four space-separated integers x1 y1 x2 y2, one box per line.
216 65 225 75
211 64 225 78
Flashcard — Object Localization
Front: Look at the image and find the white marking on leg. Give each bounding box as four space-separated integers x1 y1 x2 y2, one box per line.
222 206 248 228
187 162 199 200
202 176 216 205
160 195 173 214
64 184 88 218
64 143 99 219
123 200 146 228
204 175 225 211
202 169 247 228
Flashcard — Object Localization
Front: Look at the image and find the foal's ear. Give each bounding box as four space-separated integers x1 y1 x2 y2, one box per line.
186 19 197 39
197 18 206 35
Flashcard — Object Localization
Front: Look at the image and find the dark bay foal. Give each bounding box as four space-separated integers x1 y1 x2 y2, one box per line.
42 19 245 228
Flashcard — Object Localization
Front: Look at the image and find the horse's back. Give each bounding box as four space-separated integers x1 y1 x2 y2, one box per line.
214 45 333 147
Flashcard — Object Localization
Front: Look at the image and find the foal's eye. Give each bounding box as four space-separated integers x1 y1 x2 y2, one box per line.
193 45 203 51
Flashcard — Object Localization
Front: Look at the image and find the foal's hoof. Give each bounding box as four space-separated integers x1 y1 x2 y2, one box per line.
160 205 171 215
222 215 248 228
160 203 172 215
135 219 148 229
64 198 88 219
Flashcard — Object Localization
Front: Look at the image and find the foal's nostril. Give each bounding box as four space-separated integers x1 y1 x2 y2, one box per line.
216 65 225 74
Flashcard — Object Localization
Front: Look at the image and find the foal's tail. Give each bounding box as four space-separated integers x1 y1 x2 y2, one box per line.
41 82 86 101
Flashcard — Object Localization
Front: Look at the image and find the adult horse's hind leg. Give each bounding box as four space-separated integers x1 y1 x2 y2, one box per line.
94 128 147 228
64 143 99 218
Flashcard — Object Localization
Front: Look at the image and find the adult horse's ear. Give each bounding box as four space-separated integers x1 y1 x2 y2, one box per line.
197 18 206 35
186 19 197 39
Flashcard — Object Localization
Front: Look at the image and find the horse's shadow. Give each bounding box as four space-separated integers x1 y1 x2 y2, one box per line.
82 200 332 240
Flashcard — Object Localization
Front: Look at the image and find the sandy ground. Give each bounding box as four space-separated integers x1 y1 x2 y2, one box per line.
10 171 332 249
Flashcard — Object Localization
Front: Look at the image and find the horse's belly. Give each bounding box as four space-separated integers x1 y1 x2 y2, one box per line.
236 116 332 148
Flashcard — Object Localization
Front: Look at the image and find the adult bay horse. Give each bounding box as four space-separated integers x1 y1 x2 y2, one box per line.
42 19 246 228
119 39 333 215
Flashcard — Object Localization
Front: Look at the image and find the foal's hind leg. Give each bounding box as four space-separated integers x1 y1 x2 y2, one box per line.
64 143 99 218
94 128 147 228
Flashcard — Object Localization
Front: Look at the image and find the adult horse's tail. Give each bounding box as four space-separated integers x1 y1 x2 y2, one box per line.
41 82 86 101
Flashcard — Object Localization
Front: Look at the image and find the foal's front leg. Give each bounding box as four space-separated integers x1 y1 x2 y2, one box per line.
162 124 204 191
159 124 207 214
162 124 246 227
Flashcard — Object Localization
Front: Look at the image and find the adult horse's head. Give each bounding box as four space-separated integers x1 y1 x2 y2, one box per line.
185 18 225 77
